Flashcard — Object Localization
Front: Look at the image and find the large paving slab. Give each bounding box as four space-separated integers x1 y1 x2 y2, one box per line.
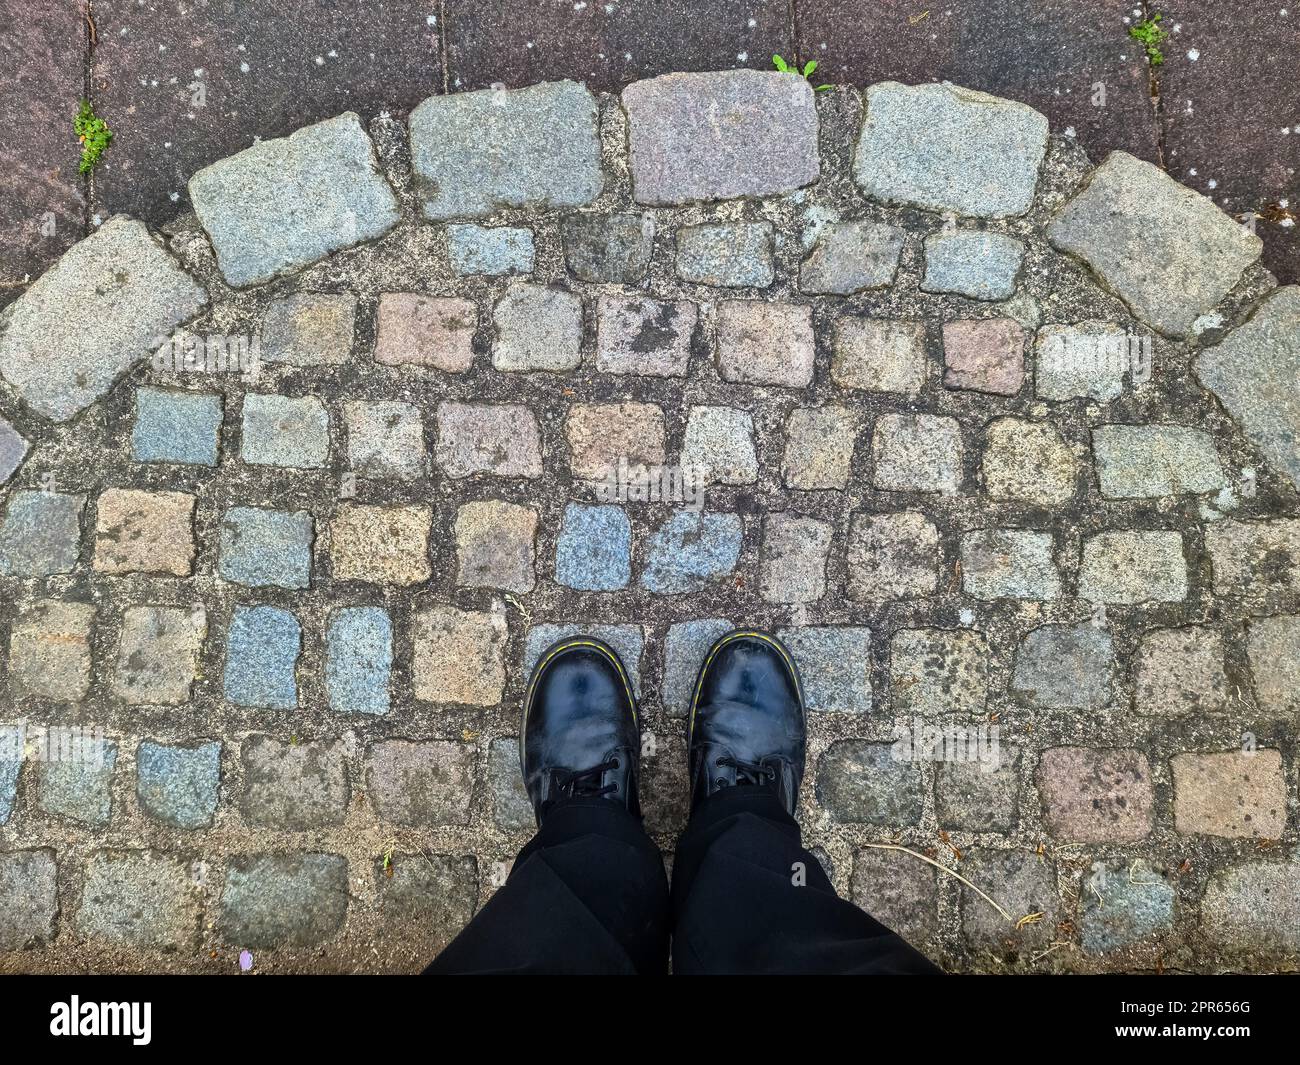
0 2 86 294
0 70 1296 978
444 0 791 91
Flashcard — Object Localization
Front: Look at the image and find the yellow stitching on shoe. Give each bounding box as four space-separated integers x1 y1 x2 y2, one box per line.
521 639 638 769
687 630 802 748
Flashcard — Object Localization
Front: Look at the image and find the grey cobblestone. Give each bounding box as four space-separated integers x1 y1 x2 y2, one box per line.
366 740 476 826
832 318 926 396
890 627 990 718
0 490 84 577
715 301 814 388
1246 615 1300 714
800 221 903 295
493 282 584 372
447 224 536 276
136 740 222 829
241 394 330 469
78 850 200 951
0 849 58 950
816 740 923 825
240 735 349 830
922 230 1024 301
676 222 774 288
219 853 349 948
375 294 477 371
961 529 1060 601
1011 622 1114 710
1078 530 1188 604
114 605 206 705
778 626 872 713
262 292 356 366
846 511 941 602
37 737 117 828
219 507 313 590
595 295 696 377
562 213 654 284
871 414 963 493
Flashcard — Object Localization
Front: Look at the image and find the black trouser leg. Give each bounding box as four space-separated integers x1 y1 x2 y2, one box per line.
425 797 670 974
670 788 942 974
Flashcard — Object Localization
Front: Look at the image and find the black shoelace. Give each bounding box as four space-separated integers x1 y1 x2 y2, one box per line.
553 758 619 801
715 755 777 788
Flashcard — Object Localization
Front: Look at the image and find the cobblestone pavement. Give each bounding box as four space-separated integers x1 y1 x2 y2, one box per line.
1 71 1298 975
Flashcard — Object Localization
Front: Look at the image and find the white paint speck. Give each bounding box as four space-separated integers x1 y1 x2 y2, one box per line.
736 51 748 61
426 14 437 24
1207 178 1218 189
1187 48 1199 60
169 191 180 202
314 55 325 66
747 17 756 27
327 49 338 58
240 61 249 73
1189 167 1198 176
1064 125 1077 138
574 1 587 9
1282 218 1296 228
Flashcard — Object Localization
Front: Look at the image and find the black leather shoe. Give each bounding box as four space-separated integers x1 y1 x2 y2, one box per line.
687 629 806 815
521 636 640 826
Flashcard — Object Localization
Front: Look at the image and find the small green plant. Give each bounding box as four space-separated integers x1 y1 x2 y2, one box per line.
772 54 831 91
74 100 113 173
1128 13 1169 66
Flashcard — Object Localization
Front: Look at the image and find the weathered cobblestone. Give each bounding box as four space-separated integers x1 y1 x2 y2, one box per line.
1011 622 1114 710
0 490 84 577
1246 615 1300 714
854 82 1048 218
376 854 478 954
78 850 200 950
562 213 653 283
816 740 923 825
0 850 58 950
922 230 1024 301
565 402 666 481
850 847 937 946
325 607 393 716
595 295 696 376
190 112 399 286
960 850 1057 953
1196 286 1300 489
1080 859 1175 956
715 301 814 388
890 628 990 717
455 500 538 593
1033 322 1130 403
366 740 476 826
93 489 196 576
328 504 431 586
10 600 95 702
1093 425 1226 498
0 724 22 825
846 511 941 602
555 503 632 591
412 605 508 706
488 738 534 833
114 605 206 705
224 605 301 710
219 853 349 948
1047 151 1261 337
961 529 1060 601
219 507 313 590
344 401 428 480
800 221 903 295
662 618 733 716
782 406 858 490
37 737 117 827
831 318 925 396
240 735 349 829
676 222 774 288
682 406 757 486
0 415 29 484
240 394 330 469
1201 857 1300 959
641 512 743 594
493 282 584 372
871 414 963 493
761 514 832 604
136 740 221 829
1078 530 1188 604
936 750 1021 833
1205 518 1300 597
262 292 356 366
133 387 223 466
623 70 818 205
410 81 601 219
1135 627 1230 717
436 402 543 479
777 627 872 713
1172 749 1286 839
0 217 206 421
980 418 1078 505
942 318 1025 396
447 224 535 276
375 294 477 371
1037 747 1153 843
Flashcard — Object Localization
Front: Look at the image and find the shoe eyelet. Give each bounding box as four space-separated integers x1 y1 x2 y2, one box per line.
611 758 620 769
714 757 723 767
